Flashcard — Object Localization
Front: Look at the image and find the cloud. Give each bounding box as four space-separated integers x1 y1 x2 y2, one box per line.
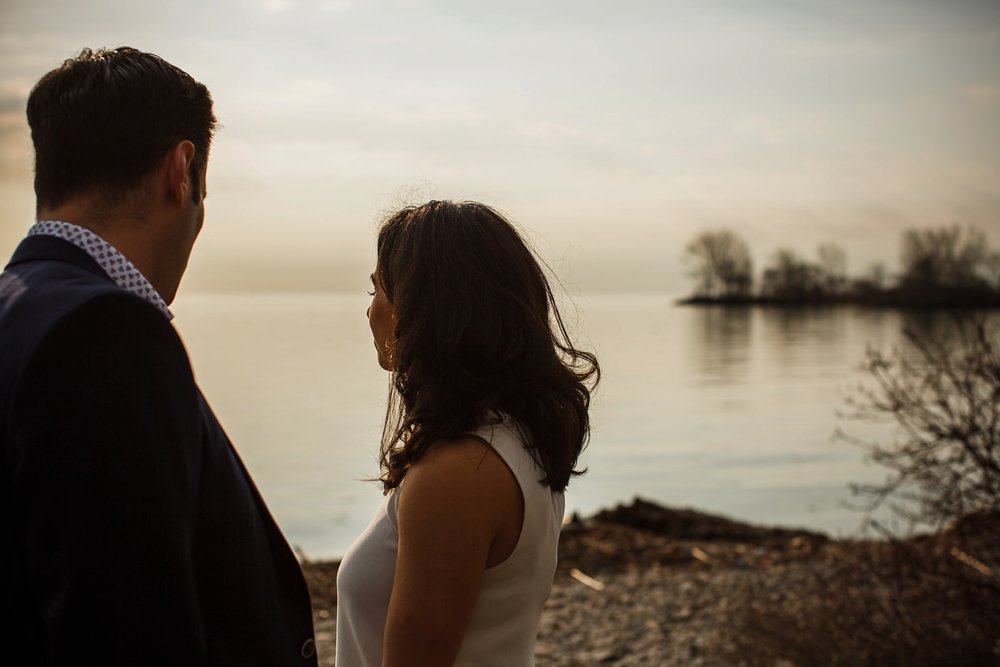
785 31 927 62
365 34 409 46
258 0 371 13
0 93 23 115
316 0 367 11
0 87 28 146
972 27 1000 47
961 84 1000 103
260 0 298 13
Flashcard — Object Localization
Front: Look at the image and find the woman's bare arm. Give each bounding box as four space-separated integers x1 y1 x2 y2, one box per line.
382 437 521 667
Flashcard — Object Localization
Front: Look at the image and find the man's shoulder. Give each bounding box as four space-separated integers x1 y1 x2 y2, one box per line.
2 233 176 328
0 265 183 396
2 258 166 335
2 249 115 322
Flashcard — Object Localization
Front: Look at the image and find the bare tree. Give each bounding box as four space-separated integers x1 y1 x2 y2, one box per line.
838 317 1000 530
817 242 848 294
759 248 824 300
900 225 993 290
850 262 888 298
722 315 1000 666
865 262 887 291
984 252 1000 288
684 230 754 298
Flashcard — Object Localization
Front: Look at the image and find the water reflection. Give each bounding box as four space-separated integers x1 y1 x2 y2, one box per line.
897 309 997 345
758 307 852 372
174 294 1000 554
689 306 752 384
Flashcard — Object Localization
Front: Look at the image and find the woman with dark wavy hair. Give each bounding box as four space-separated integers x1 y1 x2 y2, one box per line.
336 200 599 667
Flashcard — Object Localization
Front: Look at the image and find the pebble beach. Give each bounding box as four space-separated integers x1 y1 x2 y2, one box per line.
302 498 838 666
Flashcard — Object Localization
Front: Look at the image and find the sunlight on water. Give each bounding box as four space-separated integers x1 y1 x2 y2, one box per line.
171 292 961 558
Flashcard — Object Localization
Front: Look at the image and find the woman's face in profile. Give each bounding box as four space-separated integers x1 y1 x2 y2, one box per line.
367 265 396 370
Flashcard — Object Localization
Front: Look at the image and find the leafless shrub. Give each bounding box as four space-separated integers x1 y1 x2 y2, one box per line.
838 316 1000 531
725 316 1000 666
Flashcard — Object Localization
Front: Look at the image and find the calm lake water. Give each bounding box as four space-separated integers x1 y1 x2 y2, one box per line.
170 292 966 558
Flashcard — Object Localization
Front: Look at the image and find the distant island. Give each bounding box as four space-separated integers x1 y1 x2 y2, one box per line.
677 224 1000 308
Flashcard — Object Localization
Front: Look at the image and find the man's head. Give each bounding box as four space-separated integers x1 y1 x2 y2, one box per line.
28 46 215 210
26 47 217 303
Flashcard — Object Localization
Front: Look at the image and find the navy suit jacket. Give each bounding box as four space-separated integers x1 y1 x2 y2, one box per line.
0 235 318 666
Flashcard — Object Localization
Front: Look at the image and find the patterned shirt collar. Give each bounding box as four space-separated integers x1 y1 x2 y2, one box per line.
28 220 173 320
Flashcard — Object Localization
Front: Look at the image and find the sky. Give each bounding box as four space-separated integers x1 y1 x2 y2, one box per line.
1 0 998 294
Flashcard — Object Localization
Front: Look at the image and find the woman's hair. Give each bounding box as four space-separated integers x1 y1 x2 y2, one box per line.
375 200 599 493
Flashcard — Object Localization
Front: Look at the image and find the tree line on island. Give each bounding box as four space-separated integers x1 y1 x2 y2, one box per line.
681 224 1000 308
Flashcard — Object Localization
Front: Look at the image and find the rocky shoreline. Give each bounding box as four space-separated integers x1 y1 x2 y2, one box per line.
305 497 999 665
302 497 842 666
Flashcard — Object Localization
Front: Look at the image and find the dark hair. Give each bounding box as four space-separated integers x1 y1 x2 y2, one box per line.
376 200 600 493
26 47 216 209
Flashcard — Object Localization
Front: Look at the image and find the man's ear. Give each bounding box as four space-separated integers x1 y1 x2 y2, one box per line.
166 140 197 206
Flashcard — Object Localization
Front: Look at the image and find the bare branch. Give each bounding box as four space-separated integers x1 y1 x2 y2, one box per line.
838 315 1000 531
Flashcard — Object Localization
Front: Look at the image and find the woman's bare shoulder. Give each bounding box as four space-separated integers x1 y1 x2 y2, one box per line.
404 435 511 494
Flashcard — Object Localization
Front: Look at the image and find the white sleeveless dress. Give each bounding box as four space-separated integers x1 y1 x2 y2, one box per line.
335 416 565 667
